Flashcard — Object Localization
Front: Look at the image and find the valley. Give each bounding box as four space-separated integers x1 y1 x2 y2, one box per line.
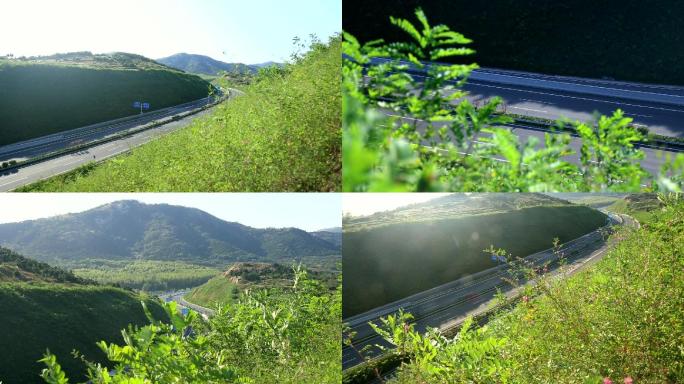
0 196 342 384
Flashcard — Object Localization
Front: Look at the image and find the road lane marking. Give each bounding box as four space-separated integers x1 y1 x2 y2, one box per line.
510 106 548 113
0 178 25 188
465 80 684 114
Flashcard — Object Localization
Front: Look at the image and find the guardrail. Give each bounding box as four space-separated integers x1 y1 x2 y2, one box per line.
0 95 227 176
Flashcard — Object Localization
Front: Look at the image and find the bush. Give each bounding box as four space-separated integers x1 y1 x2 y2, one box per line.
342 8 684 192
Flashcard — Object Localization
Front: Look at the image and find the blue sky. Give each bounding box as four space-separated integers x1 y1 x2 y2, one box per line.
0 193 342 231
0 0 341 64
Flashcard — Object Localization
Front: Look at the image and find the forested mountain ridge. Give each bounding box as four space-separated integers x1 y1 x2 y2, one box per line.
0 200 340 266
156 53 282 76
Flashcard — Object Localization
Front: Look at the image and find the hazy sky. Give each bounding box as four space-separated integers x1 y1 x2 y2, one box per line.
0 193 341 231
343 193 453 217
0 0 341 64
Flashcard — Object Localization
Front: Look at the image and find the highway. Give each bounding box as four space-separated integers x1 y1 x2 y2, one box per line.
368 58 684 137
342 213 623 370
157 289 215 318
0 90 240 191
0 107 215 191
0 97 215 162
363 58 683 177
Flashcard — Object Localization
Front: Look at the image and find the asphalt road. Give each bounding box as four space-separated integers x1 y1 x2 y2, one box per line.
0 97 215 162
0 107 216 191
342 213 622 370
367 58 684 137
157 289 215 318
463 77 684 137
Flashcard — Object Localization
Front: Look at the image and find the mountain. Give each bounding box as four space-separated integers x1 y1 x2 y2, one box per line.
311 230 342 247
0 200 340 267
0 52 210 146
156 53 281 76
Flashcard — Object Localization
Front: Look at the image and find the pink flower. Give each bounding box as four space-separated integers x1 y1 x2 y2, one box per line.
603 378 613 384
624 377 633 384
522 295 529 303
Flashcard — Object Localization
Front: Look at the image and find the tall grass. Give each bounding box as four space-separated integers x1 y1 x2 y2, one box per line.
23 36 341 192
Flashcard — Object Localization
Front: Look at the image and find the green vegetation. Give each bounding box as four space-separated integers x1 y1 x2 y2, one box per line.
0 246 91 284
343 204 605 317
344 1 684 86
21 36 341 192
0 282 166 384
156 53 257 76
0 200 339 267
342 9 684 192
40 268 341 383
186 262 339 308
0 52 210 146
357 194 683 383
185 274 239 308
606 193 662 223
72 260 221 291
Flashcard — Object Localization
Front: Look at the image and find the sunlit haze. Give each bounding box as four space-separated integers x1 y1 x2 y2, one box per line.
343 193 454 217
0 0 341 63
0 193 341 231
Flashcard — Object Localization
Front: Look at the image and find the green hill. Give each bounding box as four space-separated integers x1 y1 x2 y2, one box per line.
185 262 338 308
343 198 606 317
20 36 341 192
0 200 340 267
0 246 90 284
0 248 166 384
0 52 210 146
156 53 259 75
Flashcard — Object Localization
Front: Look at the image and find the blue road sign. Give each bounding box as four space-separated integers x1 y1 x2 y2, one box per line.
133 101 141 108
142 102 150 110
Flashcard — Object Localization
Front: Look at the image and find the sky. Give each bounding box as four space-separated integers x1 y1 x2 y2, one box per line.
0 193 341 231
343 193 452 217
0 0 341 64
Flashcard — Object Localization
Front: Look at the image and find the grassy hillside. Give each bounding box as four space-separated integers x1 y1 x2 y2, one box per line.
343 0 684 85
185 274 239 308
0 283 166 384
185 262 337 308
606 193 662 223
38 270 341 384
0 53 210 146
382 196 683 383
343 205 606 317
21 36 341 192
0 246 90 284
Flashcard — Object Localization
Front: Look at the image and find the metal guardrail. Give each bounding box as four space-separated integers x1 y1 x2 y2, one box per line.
0 96 226 176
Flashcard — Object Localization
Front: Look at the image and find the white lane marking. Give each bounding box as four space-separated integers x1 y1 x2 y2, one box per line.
0 177 26 188
510 106 548 114
624 112 654 118
464 80 684 114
